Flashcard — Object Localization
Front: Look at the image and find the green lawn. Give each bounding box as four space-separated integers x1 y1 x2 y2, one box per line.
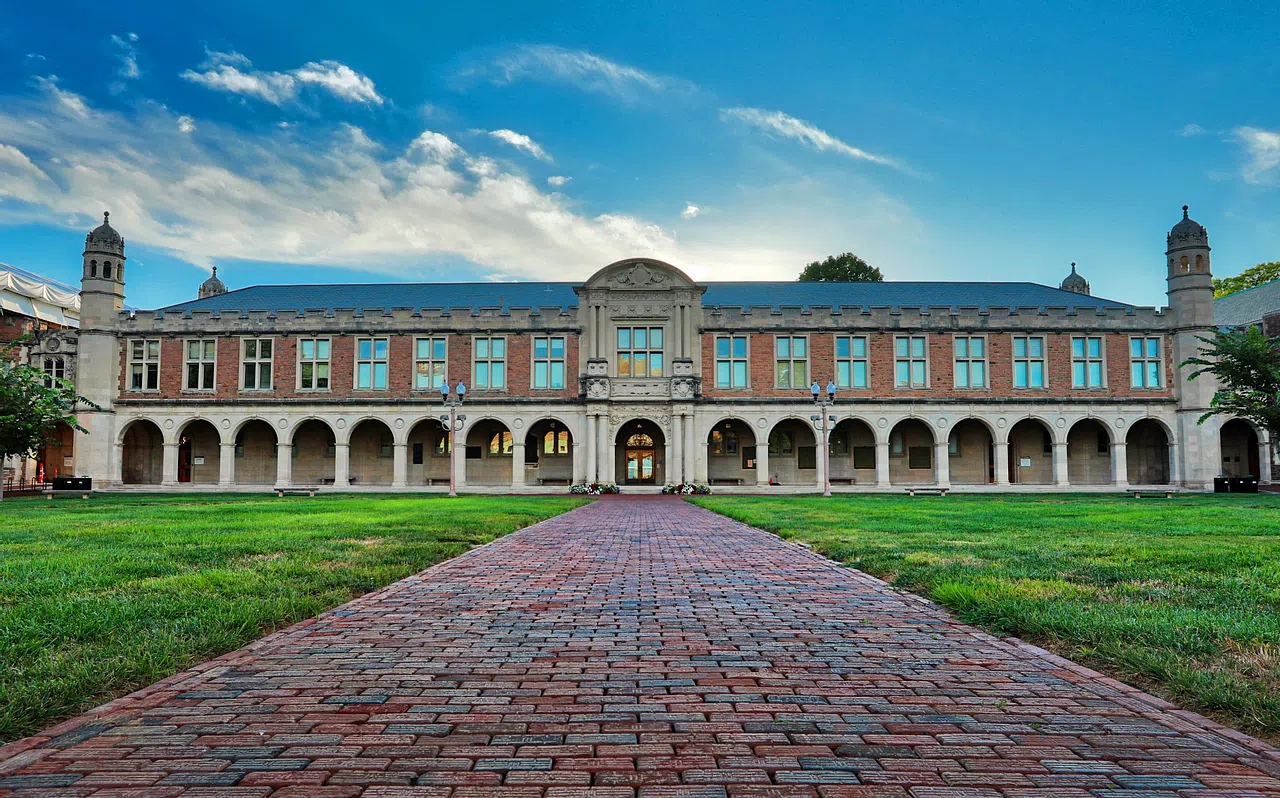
0 493 587 744
691 493 1280 742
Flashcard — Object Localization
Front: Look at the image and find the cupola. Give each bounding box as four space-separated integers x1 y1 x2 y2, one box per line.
1059 262 1090 295
198 266 228 299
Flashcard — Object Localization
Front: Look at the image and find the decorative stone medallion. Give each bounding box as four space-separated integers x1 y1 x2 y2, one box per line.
221 419 230 429
513 418 524 429
394 418 405 429
1056 417 1067 428
877 418 888 428
163 419 174 430
336 418 347 430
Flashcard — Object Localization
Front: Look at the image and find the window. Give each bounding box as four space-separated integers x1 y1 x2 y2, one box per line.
1013 336 1045 389
543 430 570 455
129 339 160 391
184 339 216 391
768 429 794 455
894 336 928 388
715 335 748 388
435 436 451 456
298 338 331 390
617 327 663 377
415 337 447 391
355 337 389 390
830 430 850 456
1130 337 1162 388
836 336 869 389
952 336 987 388
42 357 65 388
474 337 506 389
1071 336 1104 388
1097 430 1110 455
241 338 272 390
533 336 566 389
709 427 739 456
489 430 513 455
627 433 655 448
775 336 808 389
412 442 424 465
853 446 876 469
908 446 932 469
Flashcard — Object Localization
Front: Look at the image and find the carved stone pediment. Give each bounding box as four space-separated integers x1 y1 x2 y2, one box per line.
611 379 671 399
580 257 699 291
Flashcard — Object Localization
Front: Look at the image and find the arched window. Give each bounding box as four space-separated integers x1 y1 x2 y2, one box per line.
626 433 654 448
90 260 98 277
1195 254 1203 272
103 261 113 279
543 430 569 455
1180 255 1189 273
489 430 513 455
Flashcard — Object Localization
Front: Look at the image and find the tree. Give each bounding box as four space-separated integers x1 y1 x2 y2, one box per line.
1182 326 1280 462
0 338 95 501
1213 261 1280 298
798 253 883 283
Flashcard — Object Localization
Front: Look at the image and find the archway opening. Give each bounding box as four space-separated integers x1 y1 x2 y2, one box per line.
706 418 757 485
1008 418 1054 485
466 419 513 486
292 420 336 485
407 418 451 486
949 419 994 485
121 420 164 485
234 420 277 485
615 419 665 485
767 418 817 486
525 419 573 486
1220 419 1260 477
888 419 935 485
177 420 221 484
38 421 76 481
1067 419 1112 485
349 419 394 485
1126 419 1170 485
830 419 876 485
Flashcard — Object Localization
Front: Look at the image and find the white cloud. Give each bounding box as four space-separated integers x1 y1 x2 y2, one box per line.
681 203 700 219
488 129 551 161
111 34 141 79
180 50 384 106
1178 123 1205 137
470 44 697 103
720 107 904 171
176 115 196 134
546 175 571 187
32 76 91 118
1234 126 1280 185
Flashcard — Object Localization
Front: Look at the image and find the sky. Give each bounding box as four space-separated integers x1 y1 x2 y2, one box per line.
0 1 1276 310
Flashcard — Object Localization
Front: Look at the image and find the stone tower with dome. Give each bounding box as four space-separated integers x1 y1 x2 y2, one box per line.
198 266 228 299
75 212 128 483
1059 263 1090 295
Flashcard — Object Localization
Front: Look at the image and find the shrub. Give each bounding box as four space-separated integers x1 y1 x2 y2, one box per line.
569 483 620 495
661 483 712 495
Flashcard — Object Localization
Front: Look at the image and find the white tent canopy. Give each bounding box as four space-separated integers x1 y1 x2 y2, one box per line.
0 263 80 327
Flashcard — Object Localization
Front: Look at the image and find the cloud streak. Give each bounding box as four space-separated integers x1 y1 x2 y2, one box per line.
720 106 905 171
488 129 551 161
180 49 384 106
1234 126 1280 185
467 45 698 103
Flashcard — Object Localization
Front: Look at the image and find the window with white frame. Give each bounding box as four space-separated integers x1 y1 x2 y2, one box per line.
1071 336 1105 388
1012 335 1046 389
1130 336 1162 388
355 337 389 390
184 339 217 391
835 335 869 389
241 338 272 390
617 327 663 377
129 339 160 391
953 336 987 388
715 335 748 389
474 337 506 389
415 337 447 390
533 336 566 389
298 338 330 390
775 335 808 389
42 357 65 388
894 335 928 388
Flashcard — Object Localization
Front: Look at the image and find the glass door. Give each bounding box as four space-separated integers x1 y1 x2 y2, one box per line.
625 448 655 484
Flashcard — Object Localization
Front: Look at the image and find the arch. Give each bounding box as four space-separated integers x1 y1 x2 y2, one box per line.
466 418 513 486
121 418 164 485
888 418 937 485
103 261 113 279
286 416 337 445
234 419 278 485
407 417 451 486
1126 419 1170 485
1007 417 1054 485
582 257 698 290
89 260 97 277
1067 418 1113 485
830 418 877 484
948 418 995 485
291 419 336 485
706 417 757 485
615 418 666 485
231 415 278 440
177 419 221 484
348 418 394 486
1220 418 1260 478
37 421 76 481
525 418 575 486
763 416 818 486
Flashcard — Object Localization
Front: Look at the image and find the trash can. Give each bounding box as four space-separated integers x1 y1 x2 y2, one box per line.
52 476 92 491
1214 476 1229 493
1238 476 1259 494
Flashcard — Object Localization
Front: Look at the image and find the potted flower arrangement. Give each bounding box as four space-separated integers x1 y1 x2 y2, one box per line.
661 483 712 495
569 483 621 495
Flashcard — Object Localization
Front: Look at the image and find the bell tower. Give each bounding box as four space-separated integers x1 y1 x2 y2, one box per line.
79 212 127 329
75 211 127 484
1165 205 1217 489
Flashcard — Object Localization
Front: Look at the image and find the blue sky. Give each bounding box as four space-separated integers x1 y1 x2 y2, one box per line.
0 1 1276 310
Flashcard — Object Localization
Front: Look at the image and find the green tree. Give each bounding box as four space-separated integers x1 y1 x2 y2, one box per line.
1213 261 1280 298
1182 326 1280 462
0 338 95 500
798 253 883 282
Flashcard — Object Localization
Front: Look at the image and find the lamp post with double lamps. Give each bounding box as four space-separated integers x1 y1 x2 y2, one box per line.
810 380 837 497
439 381 467 497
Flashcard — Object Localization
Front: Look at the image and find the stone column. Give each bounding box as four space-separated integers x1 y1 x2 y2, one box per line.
994 441 1010 486
693 417 709 483
584 415 597 484
1167 441 1181 486
393 443 408 488
511 439 526 487
1112 441 1129 487
161 443 180 487
756 433 770 487
670 412 683 484
816 427 829 491
597 415 611 484
1053 441 1069 486
572 441 585 484
1259 439 1273 485
219 443 236 487
276 443 292 487
875 441 890 488
934 441 950 487
683 415 696 486
334 443 350 487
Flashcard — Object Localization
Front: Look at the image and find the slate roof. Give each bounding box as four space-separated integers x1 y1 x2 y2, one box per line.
156 280 1136 315
1213 278 1280 328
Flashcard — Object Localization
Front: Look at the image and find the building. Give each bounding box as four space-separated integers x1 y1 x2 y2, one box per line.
56 206 1270 492
1214 277 1280 332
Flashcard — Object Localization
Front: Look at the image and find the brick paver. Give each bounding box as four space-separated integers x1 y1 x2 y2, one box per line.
3 496 1279 797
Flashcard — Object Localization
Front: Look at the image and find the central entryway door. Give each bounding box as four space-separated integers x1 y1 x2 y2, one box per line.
616 418 666 485
625 447 655 483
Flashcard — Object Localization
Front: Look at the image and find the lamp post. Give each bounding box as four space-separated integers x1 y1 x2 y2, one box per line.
439 381 467 497
810 380 837 497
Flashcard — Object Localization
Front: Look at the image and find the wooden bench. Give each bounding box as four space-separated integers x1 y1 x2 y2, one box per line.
905 487 949 497
829 477 856 485
277 486 320 498
1128 488 1177 499
47 490 92 500
709 478 744 486
537 478 571 486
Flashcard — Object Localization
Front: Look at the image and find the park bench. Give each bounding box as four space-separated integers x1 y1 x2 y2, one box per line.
47 489 92 500
276 486 320 498
905 487 949 497
709 477 744 486
1128 488 1178 498
829 477 856 485
537 477 571 486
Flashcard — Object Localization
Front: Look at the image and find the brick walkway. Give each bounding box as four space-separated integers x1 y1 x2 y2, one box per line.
3 497 1279 797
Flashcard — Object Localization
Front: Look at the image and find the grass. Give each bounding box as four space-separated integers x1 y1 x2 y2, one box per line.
690 493 1280 742
0 493 588 744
